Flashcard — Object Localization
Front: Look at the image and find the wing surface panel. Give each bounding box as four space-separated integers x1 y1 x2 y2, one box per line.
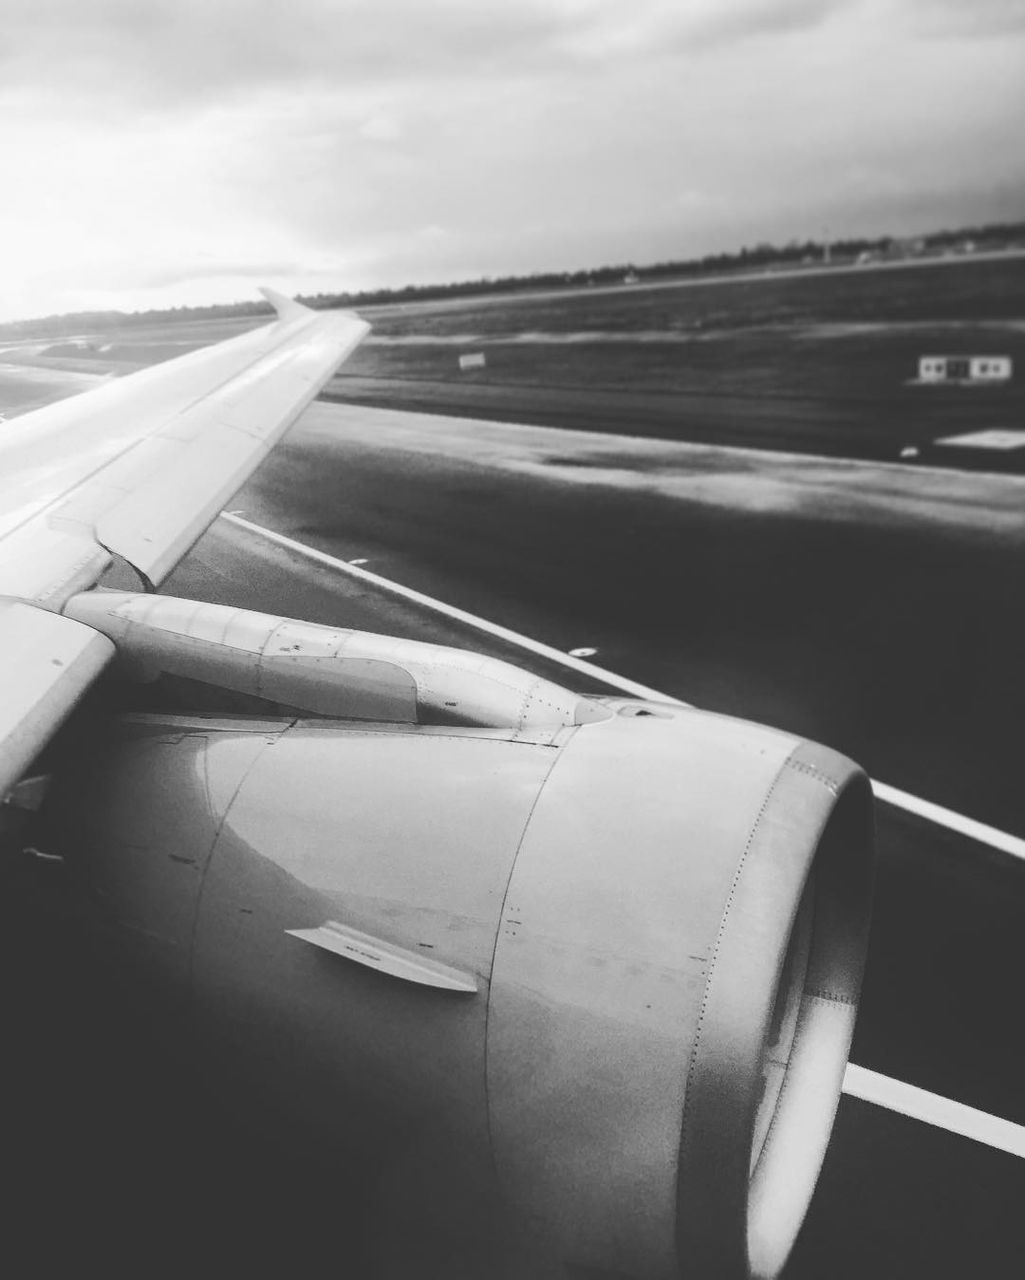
0 317 291 542
0 301 368 603
0 291 368 793
0 602 114 798
94 308 367 585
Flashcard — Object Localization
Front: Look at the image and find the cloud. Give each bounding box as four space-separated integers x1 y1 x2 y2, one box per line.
904 0 1025 38
0 0 856 116
0 1 574 113
0 1 1020 319
669 0 851 50
125 258 304 290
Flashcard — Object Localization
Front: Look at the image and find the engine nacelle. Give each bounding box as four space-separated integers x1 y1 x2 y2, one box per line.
42 691 873 1279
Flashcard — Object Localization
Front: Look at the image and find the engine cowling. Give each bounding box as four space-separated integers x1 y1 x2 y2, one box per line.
41 690 873 1279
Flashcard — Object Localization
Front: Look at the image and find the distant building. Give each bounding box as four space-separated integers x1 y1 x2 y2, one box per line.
622 271 639 285
883 237 926 260
917 355 1012 383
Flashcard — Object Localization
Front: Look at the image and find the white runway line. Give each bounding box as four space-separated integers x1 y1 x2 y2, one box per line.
221 511 1025 1155
843 1065 1025 1159
872 781 1025 863
220 513 674 702
935 428 1025 451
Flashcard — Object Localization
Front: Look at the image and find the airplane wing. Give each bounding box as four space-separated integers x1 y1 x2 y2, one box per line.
0 290 369 798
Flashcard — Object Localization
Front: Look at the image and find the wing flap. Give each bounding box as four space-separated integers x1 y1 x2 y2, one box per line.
0 524 111 609
0 302 369 605
96 424 271 586
0 603 113 799
0 294 367 790
95 310 368 585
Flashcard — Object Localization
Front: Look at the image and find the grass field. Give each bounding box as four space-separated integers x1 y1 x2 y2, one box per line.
339 254 1025 401
334 255 1025 465
2 254 1023 465
344 322 1025 402
366 254 1025 334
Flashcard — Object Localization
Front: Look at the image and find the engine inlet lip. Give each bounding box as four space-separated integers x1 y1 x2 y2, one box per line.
675 748 874 1280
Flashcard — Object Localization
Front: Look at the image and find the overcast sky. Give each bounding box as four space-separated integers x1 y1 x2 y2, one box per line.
0 0 1022 320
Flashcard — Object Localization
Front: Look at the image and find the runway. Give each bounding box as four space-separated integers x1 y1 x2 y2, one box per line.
323 369 1025 472
168 400 1025 1273
1 391 1023 1275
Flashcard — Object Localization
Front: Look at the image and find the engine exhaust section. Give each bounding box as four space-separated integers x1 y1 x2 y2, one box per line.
48 592 874 1279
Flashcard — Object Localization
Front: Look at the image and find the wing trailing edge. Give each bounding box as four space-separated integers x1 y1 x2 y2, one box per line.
0 287 369 794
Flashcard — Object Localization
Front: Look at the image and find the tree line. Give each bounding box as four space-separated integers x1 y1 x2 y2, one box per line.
2 218 1022 339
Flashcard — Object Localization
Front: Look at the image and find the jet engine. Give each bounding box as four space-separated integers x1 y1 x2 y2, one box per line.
40 591 875 1280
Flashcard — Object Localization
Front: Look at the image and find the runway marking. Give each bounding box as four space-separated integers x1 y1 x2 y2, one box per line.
843 1065 1025 1158
934 428 1025 451
220 513 672 702
871 782 1025 862
219 512 1025 1151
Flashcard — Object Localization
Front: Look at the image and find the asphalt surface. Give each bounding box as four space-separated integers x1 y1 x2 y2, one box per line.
323 372 1025 472
2 391 1023 1276
175 403 1025 1274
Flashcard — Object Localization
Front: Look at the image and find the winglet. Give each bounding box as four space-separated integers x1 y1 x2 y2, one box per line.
258 286 311 322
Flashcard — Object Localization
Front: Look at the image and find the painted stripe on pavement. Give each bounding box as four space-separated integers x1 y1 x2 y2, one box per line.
844 1064 1025 1158
219 512 675 702
871 781 1025 862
